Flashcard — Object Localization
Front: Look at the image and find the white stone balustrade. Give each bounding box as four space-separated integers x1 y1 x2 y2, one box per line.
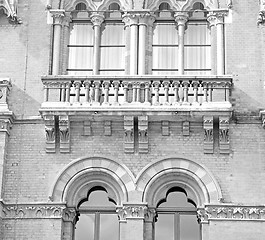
41 75 232 110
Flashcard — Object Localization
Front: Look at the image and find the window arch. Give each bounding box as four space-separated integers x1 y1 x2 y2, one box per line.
75 187 119 240
155 187 201 240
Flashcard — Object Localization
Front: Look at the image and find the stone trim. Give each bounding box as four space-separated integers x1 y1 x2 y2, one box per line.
1 203 77 222
197 205 265 223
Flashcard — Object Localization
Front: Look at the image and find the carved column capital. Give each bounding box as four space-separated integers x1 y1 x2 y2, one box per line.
50 9 65 25
44 115 55 153
219 116 230 154
174 13 189 27
62 207 78 223
122 13 139 27
59 116 70 153
116 204 148 221
207 10 228 26
138 12 156 27
91 13 105 27
203 116 214 154
63 12 72 27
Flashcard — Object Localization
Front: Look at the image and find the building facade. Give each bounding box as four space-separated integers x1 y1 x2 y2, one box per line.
0 0 265 239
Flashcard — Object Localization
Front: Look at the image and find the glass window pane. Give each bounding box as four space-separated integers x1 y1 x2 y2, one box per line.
155 214 174 240
75 214 95 240
153 23 178 45
185 23 210 45
100 214 119 240
101 23 124 45
68 47 93 69
69 24 93 45
100 47 125 70
153 47 178 69
180 215 200 240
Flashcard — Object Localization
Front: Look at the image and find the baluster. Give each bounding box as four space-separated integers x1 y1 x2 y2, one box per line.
60 83 66 102
182 81 190 105
132 82 137 103
94 80 101 106
83 80 91 105
208 83 213 102
89 83 95 104
144 81 150 105
193 81 200 106
74 80 81 104
44 83 49 102
163 80 170 105
173 81 180 105
65 82 71 103
202 82 208 103
103 80 110 105
113 81 120 105
136 82 141 102
123 82 129 104
153 81 160 106
225 82 230 102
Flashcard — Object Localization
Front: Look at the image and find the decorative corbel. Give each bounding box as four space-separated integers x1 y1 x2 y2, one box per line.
0 0 22 24
44 115 55 153
138 116 148 153
182 121 190 136
124 116 134 153
104 121 111 136
219 116 230 154
161 121 169 136
59 116 70 153
203 116 214 154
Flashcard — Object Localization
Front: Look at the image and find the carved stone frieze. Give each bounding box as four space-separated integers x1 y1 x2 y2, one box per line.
138 116 148 153
124 116 134 153
203 116 214 154
59 116 70 153
2 204 68 219
197 206 265 223
44 115 55 153
219 116 230 154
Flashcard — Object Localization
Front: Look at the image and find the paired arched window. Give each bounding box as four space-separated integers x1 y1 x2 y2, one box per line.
75 187 119 240
155 187 200 240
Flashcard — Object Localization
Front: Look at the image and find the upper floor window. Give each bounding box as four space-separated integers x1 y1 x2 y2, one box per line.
155 187 200 240
75 187 119 240
67 2 125 76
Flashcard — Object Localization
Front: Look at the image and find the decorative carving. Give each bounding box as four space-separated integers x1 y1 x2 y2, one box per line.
258 10 265 25
0 0 21 24
59 116 70 153
2 204 67 219
138 116 148 153
62 207 78 223
259 110 265 128
144 208 157 223
198 206 265 223
44 115 55 153
161 121 169 136
219 116 230 154
104 121 111 136
124 116 134 153
50 9 65 25
203 116 214 154
91 13 105 27
207 10 229 26
174 13 188 28
116 204 148 221
182 121 190 136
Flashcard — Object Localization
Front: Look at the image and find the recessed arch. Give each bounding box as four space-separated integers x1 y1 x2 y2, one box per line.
136 158 222 207
64 0 96 11
181 0 219 11
49 156 135 207
145 0 181 11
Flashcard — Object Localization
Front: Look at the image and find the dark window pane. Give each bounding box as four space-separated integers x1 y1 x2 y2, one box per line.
155 214 174 240
180 215 200 240
100 214 119 240
75 214 95 240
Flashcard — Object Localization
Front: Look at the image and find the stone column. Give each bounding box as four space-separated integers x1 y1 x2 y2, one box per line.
62 207 78 240
207 13 217 75
216 12 225 75
50 9 65 75
175 13 188 75
91 13 105 75
62 12 72 75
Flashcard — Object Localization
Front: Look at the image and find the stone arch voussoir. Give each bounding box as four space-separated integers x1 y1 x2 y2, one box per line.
136 158 222 207
49 157 135 207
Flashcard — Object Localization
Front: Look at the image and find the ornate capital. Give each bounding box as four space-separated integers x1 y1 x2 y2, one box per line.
174 13 188 27
116 204 148 221
62 207 78 223
91 13 105 27
63 12 72 27
138 12 156 27
207 10 228 26
50 9 65 25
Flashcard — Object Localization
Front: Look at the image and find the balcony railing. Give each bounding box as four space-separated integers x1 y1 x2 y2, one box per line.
40 75 232 111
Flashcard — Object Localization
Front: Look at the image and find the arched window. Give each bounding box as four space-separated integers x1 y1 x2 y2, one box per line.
184 2 211 75
67 2 125 76
75 187 119 240
155 187 201 240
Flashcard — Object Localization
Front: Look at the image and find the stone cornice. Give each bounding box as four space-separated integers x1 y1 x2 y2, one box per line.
197 205 265 223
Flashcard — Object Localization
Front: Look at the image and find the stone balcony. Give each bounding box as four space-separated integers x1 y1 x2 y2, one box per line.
40 75 233 117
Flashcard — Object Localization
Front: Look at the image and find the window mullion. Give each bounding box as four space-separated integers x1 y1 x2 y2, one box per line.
94 212 100 240
174 213 180 240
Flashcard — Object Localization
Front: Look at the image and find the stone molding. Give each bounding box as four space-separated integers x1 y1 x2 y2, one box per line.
1 203 77 222
197 205 265 223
